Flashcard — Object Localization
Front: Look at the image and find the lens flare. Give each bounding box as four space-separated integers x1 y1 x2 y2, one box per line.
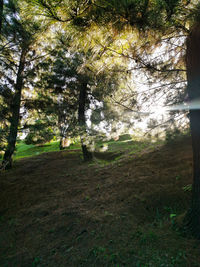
166 99 200 112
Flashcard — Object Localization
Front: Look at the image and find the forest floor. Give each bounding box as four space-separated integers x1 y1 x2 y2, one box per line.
0 136 200 266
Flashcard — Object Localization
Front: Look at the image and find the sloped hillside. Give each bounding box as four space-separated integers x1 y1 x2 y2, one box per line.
0 137 200 266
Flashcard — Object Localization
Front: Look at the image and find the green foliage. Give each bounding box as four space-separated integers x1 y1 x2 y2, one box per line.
24 121 55 145
0 127 7 152
25 131 54 145
31 0 184 31
32 257 41 267
165 128 184 143
0 0 52 166
182 184 192 192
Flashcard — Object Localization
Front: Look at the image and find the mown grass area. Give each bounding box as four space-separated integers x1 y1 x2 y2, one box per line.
13 141 80 160
8 134 160 162
1 135 200 266
14 141 59 159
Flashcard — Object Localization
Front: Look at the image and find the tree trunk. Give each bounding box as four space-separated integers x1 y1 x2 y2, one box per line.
59 137 70 150
78 81 93 161
1 47 27 169
0 0 3 34
59 138 65 150
184 23 200 238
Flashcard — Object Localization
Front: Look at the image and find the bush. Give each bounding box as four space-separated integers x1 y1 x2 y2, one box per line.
25 128 55 145
165 128 181 143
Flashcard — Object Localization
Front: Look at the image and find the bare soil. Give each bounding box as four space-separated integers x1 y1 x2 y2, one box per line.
0 137 200 266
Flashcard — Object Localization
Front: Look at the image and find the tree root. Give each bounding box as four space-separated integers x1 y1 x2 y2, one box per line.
0 159 12 171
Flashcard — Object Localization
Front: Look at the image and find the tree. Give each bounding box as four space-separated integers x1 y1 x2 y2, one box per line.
2 44 28 169
32 33 123 160
32 43 92 159
0 1 49 169
28 0 200 238
77 78 92 160
0 0 3 34
184 19 200 238
24 120 55 145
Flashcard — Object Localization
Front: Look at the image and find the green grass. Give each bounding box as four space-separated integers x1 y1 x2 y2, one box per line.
14 141 60 159
96 139 160 157
96 139 145 152
1 134 200 266
14 135 148 161
13 141 80 160
0 134 162 162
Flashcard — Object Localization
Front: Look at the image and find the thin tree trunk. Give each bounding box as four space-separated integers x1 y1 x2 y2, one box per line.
78 81 93 161
58 99 65 150
0 0 3 34
184 23 200 238
2 47 27 169
59 138 64 150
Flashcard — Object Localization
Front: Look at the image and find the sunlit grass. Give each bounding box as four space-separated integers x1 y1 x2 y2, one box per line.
14 141 60 159
14 141 81 160
5 134 163 161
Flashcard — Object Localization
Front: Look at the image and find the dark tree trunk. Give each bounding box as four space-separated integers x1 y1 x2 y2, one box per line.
184 23 200 238
58 104 66 151
59 138 65 150
2 48 27 169
78 81 93 161
59 137 70 150
0 0 3 34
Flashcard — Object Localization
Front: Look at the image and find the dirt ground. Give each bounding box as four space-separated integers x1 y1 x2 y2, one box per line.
0 137 200 266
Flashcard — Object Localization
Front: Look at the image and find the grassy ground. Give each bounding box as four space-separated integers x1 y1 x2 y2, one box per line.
0 135 200 266
14 141 81 160
14 141 60 159
13 134 157 161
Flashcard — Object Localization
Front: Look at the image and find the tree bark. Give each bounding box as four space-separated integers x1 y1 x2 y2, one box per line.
1 47 27 169
0 0 3 34
59 138 65 150
184 23 200 238
78 81 93 161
